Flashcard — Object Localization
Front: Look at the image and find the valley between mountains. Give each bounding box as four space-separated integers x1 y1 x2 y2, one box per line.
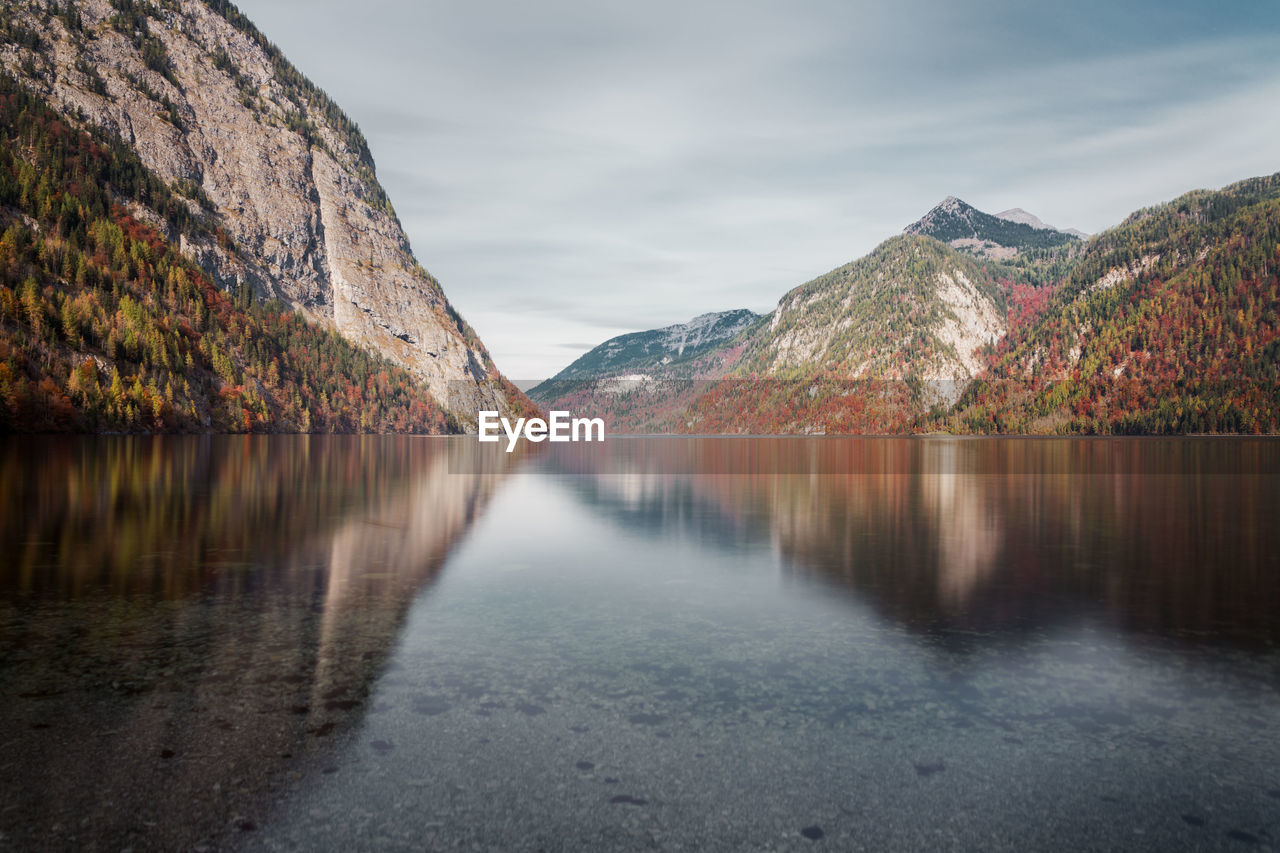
532 183 1280 434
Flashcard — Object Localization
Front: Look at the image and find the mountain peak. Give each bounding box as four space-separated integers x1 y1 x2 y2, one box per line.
932 196 970 214
906 197 1081 257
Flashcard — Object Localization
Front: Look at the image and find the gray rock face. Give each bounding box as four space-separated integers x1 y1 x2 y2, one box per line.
0 0 517 419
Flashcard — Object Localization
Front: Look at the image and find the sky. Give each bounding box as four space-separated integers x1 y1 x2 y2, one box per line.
232 0 1280 381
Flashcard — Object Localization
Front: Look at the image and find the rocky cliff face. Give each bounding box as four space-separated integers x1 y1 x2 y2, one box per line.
0 0 519 420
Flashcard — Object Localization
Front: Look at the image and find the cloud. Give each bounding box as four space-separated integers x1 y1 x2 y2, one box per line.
234 0 1280 379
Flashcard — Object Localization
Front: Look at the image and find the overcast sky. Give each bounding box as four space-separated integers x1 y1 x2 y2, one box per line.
232 0 1280 381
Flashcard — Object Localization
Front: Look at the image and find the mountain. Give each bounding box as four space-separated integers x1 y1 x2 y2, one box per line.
993 207 1054 230
738 236 1004 380
537 174 1280 436
692 177 1280 434
0 0 528 428
906 196 1082 258
994 207 1088 239
0 75 476 432
530 309 760 392
526 308 762 432
669 235 1008 433
533 236 1008 434
946 173 1280 434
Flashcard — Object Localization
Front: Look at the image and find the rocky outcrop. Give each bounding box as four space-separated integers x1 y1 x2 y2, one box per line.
0 0 520 421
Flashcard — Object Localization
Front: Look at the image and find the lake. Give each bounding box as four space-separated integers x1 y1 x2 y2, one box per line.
1 436 1278 851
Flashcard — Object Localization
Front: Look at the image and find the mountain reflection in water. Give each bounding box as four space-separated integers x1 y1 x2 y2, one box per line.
551 437 1280 646
0 436 511 851
248 437 1279 852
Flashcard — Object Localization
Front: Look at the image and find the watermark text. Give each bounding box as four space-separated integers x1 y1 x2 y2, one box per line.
478 411 605 452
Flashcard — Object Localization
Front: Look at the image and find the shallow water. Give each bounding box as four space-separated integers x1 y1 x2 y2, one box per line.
1 436 1278 851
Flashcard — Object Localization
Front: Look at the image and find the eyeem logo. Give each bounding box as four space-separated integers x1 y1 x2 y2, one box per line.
478 411 605 452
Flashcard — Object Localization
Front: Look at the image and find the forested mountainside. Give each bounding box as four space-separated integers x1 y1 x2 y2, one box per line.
945 174 1280 434
0 76 500 432
0 0 528 426
537 177 1279 435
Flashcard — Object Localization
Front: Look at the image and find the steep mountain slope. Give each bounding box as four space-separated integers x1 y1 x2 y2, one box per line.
907 196 1081 258
742 236 1005 379
0 0 524 422
947 173 1280 434
0 75 466 432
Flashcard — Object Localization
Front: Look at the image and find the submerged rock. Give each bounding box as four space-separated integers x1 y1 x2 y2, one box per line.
609 795 648 806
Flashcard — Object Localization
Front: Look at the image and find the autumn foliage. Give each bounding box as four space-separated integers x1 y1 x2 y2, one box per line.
0 76 455 433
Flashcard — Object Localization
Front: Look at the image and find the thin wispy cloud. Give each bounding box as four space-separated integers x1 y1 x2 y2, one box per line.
234 0 1280 379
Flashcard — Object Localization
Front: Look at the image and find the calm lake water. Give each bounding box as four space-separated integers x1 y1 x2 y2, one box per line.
2 436 1279 851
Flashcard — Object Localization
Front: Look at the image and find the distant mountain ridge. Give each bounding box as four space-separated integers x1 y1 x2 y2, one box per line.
528 309 761 398
994 207 1089 239
532 232 1010 431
